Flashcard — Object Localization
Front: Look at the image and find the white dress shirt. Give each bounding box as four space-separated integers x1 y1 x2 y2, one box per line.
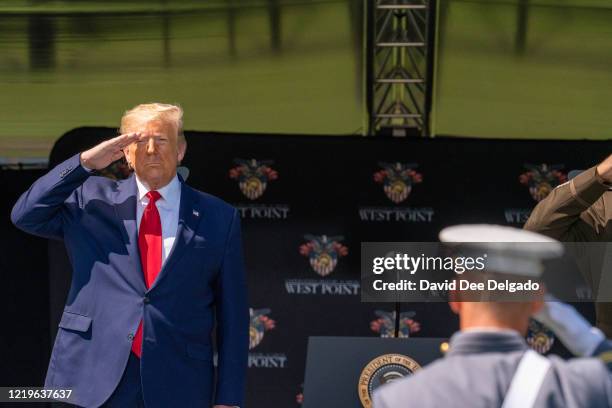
79 159 182 265
135 174 181 265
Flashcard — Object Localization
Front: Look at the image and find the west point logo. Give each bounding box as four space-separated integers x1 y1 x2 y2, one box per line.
230 159 278 200
248 307 287 368
504 208 532 224
248 353 287 369
505 163 566 225
370 310 421 338
285 279 360 295
374 162 422 204
519 164 567 203
285 234 359 295
229 158 290 219
526 318 555 355
360 162 433 223
249 308 276 350
359 207 434 222
235 204 289 219
299 234 348 277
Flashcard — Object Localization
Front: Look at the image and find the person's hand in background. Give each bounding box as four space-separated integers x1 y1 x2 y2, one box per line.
596 154 612 184
533 296 605 357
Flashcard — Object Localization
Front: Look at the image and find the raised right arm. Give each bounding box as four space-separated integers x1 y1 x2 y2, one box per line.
11 153 90 240
524 164 610 241
11 132 139 240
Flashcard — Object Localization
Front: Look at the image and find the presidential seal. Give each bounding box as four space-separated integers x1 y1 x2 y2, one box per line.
358 354 421 408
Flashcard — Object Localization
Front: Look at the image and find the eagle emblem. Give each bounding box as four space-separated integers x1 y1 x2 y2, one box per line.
370 310 421 338
229 159 278 200
299 234 348 277
374 162 423 204
249 308 276 350
526 318 555 354
519 164 567 202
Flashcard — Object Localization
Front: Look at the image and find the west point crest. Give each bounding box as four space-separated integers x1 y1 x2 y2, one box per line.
299 234 348 277
374 162 423 204
249 307 276 350
370 310 421 338
230 158 278 200
526 318 555 355
519 163 567 202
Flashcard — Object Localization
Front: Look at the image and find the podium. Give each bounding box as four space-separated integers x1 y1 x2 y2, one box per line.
302 336 447 408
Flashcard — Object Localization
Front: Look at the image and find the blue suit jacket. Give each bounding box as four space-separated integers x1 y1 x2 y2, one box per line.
11 153 249 408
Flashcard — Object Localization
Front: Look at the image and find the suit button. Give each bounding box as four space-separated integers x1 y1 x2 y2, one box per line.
143 296 150 304
128 333 134 341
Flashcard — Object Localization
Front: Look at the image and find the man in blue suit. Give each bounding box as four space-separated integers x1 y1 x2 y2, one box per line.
11 103 249 408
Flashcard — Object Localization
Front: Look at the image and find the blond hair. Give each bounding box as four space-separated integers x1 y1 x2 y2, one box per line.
120 103 184 141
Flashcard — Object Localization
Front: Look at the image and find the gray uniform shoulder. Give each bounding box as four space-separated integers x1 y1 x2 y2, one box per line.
374 354 612 408
553 355 612 389
559 354 610 374
372 356 509 408
537 355 612 408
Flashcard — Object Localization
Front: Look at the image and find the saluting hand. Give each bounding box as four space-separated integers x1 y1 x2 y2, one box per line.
596 154 612 184
79 132 140 170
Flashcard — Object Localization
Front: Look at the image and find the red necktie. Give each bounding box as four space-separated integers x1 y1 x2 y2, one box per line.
132 190 162 358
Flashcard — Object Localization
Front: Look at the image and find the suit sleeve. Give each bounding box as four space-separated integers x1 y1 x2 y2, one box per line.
525 167 612 332
524 166 609 241
214 209 249 407
10 153 90 240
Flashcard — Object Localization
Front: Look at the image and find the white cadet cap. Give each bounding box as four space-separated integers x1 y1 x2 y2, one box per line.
439 224 564 277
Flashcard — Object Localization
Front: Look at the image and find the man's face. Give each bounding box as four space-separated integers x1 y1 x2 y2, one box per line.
124 120 186 189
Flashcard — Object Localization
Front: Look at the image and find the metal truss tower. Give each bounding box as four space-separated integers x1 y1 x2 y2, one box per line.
367 0 436 137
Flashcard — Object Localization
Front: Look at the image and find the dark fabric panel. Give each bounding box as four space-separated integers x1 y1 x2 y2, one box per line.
1 168 50 389
4 127 610 407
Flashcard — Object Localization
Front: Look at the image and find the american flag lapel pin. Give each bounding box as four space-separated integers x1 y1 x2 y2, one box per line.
192 209 199 217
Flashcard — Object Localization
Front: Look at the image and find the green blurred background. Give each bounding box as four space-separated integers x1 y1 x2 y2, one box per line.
0 0 611 158
434 0 612 140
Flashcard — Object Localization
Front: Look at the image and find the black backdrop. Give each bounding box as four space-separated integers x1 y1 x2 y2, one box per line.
3 128 610 407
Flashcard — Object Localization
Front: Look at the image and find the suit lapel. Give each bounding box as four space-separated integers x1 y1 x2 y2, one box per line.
148 181 202 292
113 173 147 293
